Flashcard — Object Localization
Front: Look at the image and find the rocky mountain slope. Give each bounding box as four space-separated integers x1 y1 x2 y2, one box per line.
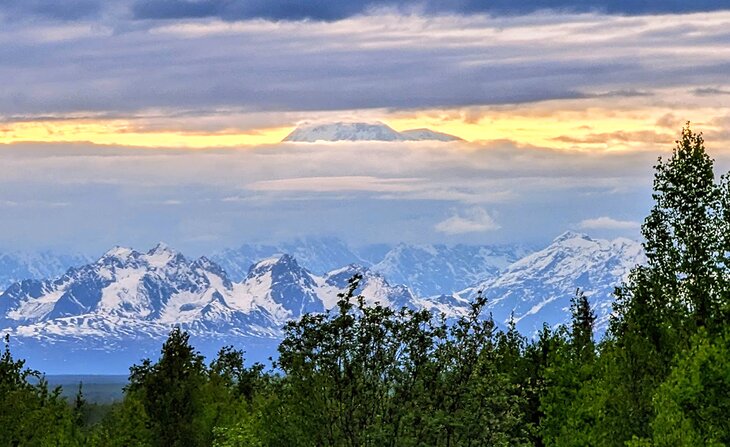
372 243 530 296
212 237 366 279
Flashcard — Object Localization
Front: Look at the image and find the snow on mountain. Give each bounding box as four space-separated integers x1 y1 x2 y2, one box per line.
0 245 421 373
399 128 462 142
373 243 530 297
240 254 324 319
0 243 280 339
212 237 367 280
282 122 461 142
214 239 531 295
0 251 90 292
463 231 646 337
321 264 418 310
0 234 646 372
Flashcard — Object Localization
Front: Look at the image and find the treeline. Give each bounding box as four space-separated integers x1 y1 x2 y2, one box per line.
1 125 729 446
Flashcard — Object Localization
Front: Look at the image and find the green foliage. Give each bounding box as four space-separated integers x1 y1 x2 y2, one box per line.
126 327 208 447
0 335 84 446
633 328 730 447
88 397 153 446
267 276 532 446
540 291 598 447
555 123 730 447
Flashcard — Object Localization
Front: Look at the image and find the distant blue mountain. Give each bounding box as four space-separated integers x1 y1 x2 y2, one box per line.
212 236 367 279
0 251 90 291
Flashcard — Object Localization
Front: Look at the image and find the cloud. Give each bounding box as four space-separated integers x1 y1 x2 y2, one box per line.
551 130 673 145
129 0 730 22
435 207 500 235
3 0 729 24
0 137 677 252
1 11 730 116
578 216 640 230
692 87 730 96
247 176 421 193
0 0 103 21
584 89 654 98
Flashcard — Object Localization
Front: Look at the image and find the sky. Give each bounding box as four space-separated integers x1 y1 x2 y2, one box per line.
1 0 729 256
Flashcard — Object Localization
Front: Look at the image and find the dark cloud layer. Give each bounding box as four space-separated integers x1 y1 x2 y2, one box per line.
1 9 728 117
0 0 102 20
1 0 728 23
132 0 730 22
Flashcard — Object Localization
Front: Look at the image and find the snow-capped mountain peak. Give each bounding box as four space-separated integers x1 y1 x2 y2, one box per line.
399 128 463 142
102 246 136 260
145 242 180 268
465 232 645 336
282 121 462 143
552 231 592 243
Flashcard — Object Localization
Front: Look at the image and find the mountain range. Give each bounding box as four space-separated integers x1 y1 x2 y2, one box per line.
0 233 644 373
0 251 90 291
282 122 462 142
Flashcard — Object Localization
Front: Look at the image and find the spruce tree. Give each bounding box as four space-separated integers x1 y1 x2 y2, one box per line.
570 289 595 362
128 327 208 447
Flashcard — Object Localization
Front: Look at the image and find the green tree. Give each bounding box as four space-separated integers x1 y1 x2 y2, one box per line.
584 124 730 446
628 328 730 446
0 335 83 446
127 327 208 447
540 290 598 447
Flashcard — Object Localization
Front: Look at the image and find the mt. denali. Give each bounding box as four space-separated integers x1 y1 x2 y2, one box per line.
282 122 462 142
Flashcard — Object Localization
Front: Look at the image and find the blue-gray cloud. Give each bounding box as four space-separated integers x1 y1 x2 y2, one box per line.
0 0 102 20
131 0 730 22
1 10 728 117
2 0 728 24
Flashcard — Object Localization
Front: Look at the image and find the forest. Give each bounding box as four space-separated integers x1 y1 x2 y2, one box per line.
1 125 729 446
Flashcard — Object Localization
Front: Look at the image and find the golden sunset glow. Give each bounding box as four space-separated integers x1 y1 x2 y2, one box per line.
0 119 292 148
388 104 730 152
2 103 728 151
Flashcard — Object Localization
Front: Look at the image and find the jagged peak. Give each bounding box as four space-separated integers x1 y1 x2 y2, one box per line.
254 253 287 267
247 253 305 275
101 246 136 260
611 236 640 246
143 242 181 269
147 242 175 256
552 231 593 243
326 263 369 277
